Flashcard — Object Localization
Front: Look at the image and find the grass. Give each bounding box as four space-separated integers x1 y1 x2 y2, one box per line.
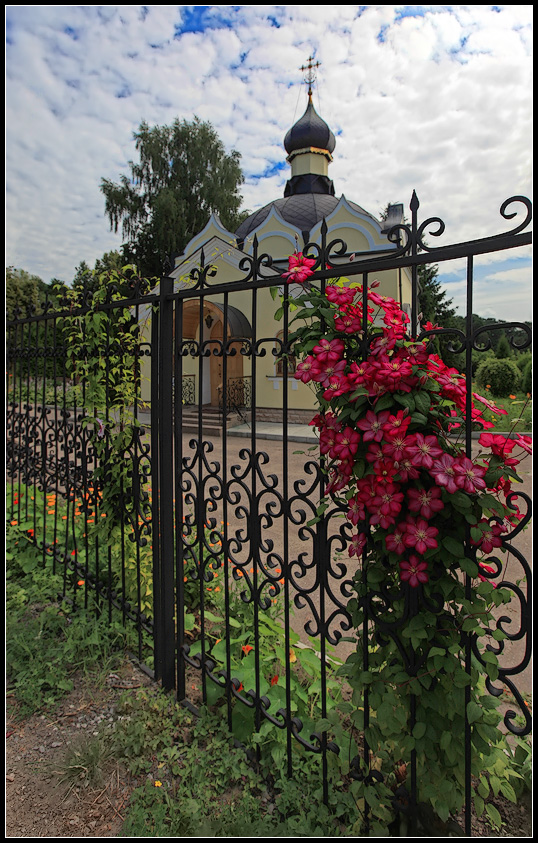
7 519 533 838
473 385 532 433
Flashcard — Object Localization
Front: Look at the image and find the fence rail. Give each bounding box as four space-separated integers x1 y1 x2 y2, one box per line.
6 192 532 835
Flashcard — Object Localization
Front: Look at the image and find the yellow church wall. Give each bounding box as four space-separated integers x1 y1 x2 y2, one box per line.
138 260 413 414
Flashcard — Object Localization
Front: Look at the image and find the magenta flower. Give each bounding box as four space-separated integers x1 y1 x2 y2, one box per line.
430 453 459 494
382 409 410 439
385 526 407 555
371 483 404 519
294 356 315 384
516 434 532 455
403 518 439 554
470 520 507 554
349 532 367 558
347 495 366 526
399 556 429 588
312 337 345 365
325 285 355 306
472 392 508 416
322 373 351 400
333 426 361 461
282 252 316 284
453 456 487 494
357 409 390 442
406 486 444 520
407 433 444 469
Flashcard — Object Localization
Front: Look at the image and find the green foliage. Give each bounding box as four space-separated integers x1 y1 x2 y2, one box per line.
475 357 522 397
101 116 246 276
111 695 361 837
495 332 512 359
521 360 532 395
6 266 53 318
6 536 129 717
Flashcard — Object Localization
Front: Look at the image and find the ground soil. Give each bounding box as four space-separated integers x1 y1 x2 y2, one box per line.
5 655 532 838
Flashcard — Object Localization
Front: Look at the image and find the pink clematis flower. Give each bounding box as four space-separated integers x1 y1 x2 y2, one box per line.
472 392 508 416
407 486 444 520
430 453 459 494
453 456 487 494
357 409 390 442
516 434 532 455
282 252 316 284
349 532 367 558
399 556 429 587
407 433 444 469
325 285 356 306
402 518 439 555
470 520 507 554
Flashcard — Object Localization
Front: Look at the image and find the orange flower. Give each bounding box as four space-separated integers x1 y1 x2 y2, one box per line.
242 644 253 656
77 580 85 586
270 674 279 686
509 394 517 400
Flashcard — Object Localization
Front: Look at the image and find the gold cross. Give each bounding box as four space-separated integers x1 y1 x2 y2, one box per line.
300 55 321 95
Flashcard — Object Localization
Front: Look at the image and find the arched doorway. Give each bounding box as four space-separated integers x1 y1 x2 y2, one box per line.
180 300 251 407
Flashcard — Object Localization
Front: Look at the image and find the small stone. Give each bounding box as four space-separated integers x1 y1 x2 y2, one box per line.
51 741 62 748
6 773 15 782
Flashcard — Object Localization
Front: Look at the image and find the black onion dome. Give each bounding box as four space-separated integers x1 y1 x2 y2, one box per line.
284 96 336 156
235 194 370 243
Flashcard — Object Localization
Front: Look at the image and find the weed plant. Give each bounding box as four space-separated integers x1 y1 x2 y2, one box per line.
6 529 133 718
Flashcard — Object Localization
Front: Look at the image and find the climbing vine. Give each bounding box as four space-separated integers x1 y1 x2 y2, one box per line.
276 253 531 832
61 269 154 618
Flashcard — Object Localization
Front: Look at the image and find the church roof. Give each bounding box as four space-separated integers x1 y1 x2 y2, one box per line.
235 193 372 242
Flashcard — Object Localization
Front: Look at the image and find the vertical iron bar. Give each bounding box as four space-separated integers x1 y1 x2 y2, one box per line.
175 297 186 699
282 292 293 778
464 255 474 837
151 297 163 680
158 276 176 691
222 292 233 732
410 190 419 339
198 292 207 703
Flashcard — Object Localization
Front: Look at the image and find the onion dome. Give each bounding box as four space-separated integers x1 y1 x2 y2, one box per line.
284 94 336 158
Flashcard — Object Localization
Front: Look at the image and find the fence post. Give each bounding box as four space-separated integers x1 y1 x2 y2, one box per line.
152 276 176 690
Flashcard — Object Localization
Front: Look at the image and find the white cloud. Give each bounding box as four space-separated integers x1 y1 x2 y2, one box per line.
5 5 533 324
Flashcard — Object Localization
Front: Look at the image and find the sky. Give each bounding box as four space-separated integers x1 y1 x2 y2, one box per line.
5 5 533 322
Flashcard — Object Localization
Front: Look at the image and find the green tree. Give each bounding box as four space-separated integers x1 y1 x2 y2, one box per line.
6 267 51 318
101 117 247 277
495 333 512 359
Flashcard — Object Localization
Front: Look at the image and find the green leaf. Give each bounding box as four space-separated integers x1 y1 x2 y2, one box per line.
412 721 426 740
466 701 482 724
443 536 465 557
485 803 502 829
474 794 485 817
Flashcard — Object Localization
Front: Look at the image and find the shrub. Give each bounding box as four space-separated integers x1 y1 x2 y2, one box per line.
521 360 532 396
515 352 532 373
475 357 522 397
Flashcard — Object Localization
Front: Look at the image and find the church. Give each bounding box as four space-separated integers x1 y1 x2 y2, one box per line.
140 73 412 424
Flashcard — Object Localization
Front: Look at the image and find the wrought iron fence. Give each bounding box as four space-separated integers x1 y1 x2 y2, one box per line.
6 192 532 835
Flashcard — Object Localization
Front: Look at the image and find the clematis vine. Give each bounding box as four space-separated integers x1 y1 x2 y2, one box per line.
279 254 527 597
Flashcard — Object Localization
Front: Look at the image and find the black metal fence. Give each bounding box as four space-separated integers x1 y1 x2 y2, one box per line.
6 193 532 834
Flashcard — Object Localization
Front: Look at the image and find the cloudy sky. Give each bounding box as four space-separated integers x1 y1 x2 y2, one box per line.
6 5 533 322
